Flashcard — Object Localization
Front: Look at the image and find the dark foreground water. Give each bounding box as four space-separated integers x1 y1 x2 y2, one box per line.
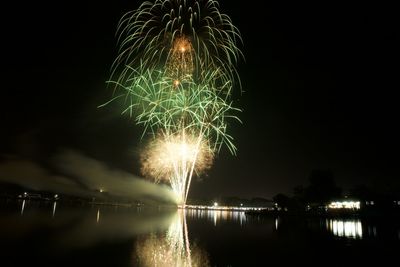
1 200 400 266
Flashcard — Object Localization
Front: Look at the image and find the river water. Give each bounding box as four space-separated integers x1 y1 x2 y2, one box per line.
1 200 399 266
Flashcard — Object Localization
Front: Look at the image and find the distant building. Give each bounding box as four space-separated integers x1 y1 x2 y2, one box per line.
328 200 360 210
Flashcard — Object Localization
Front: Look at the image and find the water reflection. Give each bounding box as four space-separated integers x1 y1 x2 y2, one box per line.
326 219 363 239
2 202 400 266
96 208 100 223
52 201 57 218
367 225 377 237
136 210 209 267
20 199 25 215
185 209 246 226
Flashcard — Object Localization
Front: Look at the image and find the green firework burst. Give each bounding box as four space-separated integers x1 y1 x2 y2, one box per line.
111 0 243 88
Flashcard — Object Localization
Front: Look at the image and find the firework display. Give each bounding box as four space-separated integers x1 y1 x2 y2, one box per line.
107 0 243 205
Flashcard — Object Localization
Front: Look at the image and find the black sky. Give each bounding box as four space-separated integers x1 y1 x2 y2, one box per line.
1 1 399 199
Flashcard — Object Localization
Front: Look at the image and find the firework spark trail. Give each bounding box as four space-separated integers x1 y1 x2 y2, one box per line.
106 0 243 205
111 0 243 88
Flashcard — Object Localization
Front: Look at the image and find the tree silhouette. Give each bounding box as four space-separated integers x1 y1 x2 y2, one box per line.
304 169 342 205
273 193 290 209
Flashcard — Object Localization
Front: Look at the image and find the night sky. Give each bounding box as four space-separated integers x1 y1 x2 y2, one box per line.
1 1 399 199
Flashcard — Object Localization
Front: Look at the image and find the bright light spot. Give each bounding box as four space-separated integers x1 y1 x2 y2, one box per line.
173 79 180 87
180 46 186 52
328 219 363 238
100 189 103 193
214 202 218 207
328 201 360 210
54 194 58 198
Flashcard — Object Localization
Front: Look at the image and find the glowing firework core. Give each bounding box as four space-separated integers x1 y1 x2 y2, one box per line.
141 133 213 204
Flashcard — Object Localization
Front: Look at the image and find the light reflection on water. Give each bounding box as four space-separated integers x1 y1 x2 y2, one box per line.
2 200 400 266
367 225 377 237
135 210 209 267
52 201 57 218
20 199 25 215
134 210 248 266
185 209 247 226
322 219 400 240
14 200 400 243
96 208 100 223
326 219 363 239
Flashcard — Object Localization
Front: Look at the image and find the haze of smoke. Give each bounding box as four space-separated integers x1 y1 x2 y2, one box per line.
55 150 177 203
0 156 88 196
0 151 178 204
